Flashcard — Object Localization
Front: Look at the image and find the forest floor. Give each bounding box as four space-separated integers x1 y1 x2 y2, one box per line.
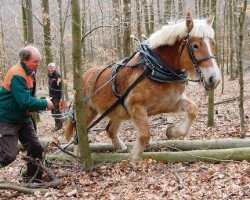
0 70 250 199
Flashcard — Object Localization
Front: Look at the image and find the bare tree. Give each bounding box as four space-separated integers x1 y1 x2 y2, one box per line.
237 0 247 137
207 0 217 127
25 0 34 44
41 0 53 66
122 0 131 57
71 0 93 169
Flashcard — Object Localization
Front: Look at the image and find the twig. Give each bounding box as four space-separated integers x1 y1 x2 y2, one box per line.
0 182 49 194
52 141 79 159
171 168 184 190
203 96 239 106
22 156 60 188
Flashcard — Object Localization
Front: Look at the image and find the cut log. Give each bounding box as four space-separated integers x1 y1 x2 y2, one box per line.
46 147 250 163
61 138 250 152
18 138 250 153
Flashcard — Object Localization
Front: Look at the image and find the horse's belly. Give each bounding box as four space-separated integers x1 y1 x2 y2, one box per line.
145 87 184 116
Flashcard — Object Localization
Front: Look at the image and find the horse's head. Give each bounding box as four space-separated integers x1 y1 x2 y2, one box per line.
179 13 221 90
148 13 221 91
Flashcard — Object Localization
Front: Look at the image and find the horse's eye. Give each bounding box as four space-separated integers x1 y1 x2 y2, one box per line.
192 44 199 50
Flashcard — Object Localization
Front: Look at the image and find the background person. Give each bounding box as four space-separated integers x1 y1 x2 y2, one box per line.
0 45 54 182
47 62 63 132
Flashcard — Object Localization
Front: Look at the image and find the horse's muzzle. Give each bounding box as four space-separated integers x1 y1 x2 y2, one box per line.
204 75 221 91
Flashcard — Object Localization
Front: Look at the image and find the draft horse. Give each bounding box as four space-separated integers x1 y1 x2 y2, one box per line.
65 13 221 162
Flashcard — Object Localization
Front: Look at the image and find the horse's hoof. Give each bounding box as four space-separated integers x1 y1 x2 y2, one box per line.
166 125 175 139
166 125 187 139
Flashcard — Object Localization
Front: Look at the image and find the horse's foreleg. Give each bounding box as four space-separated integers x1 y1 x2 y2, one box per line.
166 97 198 139
130 106 150 162
106 120 127 152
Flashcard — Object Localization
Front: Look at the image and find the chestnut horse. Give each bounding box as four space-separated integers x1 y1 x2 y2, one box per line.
65 13 221 162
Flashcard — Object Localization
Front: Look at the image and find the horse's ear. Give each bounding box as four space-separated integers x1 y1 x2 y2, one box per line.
186 12 194 32
207 14 214 25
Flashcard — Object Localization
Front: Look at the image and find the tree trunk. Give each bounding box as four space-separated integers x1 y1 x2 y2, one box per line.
21 0 28 43
0 9 6 80
142 0 150 37
71 0 93 169
149 0 154 33
164 0 172 22
229 0 235 80
157 0 162 24
113 0 122 58
207 0 217 127
237 0 247 138
41 0 53 66
122 0 131 57
135 0 142 41
24 0 34 44
57 0 70 101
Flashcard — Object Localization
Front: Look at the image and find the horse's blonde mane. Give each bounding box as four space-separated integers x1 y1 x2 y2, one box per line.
148 19 215 49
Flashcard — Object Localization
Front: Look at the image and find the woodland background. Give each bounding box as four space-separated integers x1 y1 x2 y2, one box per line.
0 0 250 199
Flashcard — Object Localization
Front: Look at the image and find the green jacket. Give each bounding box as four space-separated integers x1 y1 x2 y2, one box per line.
0 61 47 123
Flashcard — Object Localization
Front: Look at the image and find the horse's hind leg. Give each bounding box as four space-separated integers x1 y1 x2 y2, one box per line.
166 96 198 139
106 120 127 152
130 106 150 162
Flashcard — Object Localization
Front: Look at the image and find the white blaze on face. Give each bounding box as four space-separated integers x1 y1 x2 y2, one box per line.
201 38 221 88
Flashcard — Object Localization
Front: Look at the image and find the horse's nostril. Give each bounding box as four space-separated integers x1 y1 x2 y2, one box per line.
209 76 214 85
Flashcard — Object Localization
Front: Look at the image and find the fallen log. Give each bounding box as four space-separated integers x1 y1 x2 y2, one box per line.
18 138 250 153
46 147 250 163
61 138 250 152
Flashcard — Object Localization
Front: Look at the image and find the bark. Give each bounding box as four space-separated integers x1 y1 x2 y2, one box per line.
46 147 250 163
41 0 53 66
0 9 6 80
113 0 122 58
149 0 154 33
39 138 250 153
21 0 28 43
237 0 247 138
229 0 235 80
71 0 93 169
142 0 150 36
164 0 172 22
24 0 34 44
122 0 131 57
57 0 70 101
135 0 142 41
207 0 217 127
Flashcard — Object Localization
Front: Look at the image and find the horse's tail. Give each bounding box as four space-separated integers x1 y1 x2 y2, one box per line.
65 118 74 141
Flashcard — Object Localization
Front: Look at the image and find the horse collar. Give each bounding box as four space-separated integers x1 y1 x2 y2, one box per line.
139 44 187 83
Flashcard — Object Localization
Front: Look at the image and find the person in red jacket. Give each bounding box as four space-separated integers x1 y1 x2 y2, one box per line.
0 46 54 183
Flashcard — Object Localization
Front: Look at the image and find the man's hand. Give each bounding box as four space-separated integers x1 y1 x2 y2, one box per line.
57 78 62 86
46 99 54 110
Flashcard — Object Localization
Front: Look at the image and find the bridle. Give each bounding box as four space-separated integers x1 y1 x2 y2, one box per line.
179 33 216 82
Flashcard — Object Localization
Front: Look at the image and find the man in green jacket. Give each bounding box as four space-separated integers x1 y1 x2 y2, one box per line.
0 45 54 183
